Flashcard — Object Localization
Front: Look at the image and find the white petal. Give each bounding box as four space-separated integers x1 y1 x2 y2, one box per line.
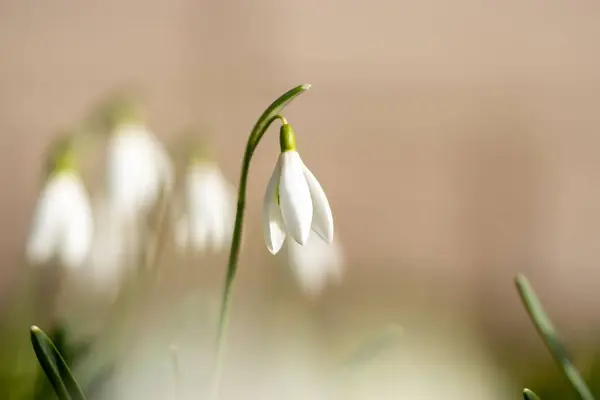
25 179 64 264
190 217 210 252
61 207 93 269
107 126 164 218
287 234 344 297
185 164 236 253
262 157 287 254
148 131 175 192
303 165 334 243
35 175 93 269
278 152 313 245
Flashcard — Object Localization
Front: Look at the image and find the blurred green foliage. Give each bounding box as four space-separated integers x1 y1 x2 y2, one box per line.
30 324 113 400
2 273 600 399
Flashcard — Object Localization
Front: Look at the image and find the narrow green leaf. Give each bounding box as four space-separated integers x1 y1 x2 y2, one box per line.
523 388 541 400
31 326 70 400
30 325 87 400
515 274 595 400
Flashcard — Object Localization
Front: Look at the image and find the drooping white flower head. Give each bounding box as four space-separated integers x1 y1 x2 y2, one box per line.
26 138 93 269
287 234 344 297
106 123 174 220
262 122 334 254
175 160 236 253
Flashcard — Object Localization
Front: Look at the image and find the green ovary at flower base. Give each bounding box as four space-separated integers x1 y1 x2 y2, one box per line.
211 84 336 399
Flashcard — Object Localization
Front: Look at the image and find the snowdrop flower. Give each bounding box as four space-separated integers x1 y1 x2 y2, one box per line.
107 123 174 220
26 137 93 269
175 156 236 253
91 99 174 274
287 234 344 297
263 121 334 254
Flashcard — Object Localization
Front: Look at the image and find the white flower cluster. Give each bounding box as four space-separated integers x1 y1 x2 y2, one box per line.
25 103 342 296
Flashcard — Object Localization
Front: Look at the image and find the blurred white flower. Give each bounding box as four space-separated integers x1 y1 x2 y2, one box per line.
106 123 174 220
175 161 236 253
287 234 344 297
86 193 136 294
83 122 175 280
26 171 93 269
262 123 334 254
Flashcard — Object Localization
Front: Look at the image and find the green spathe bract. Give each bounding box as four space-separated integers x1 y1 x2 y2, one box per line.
210 84 311 400
46 133 79 178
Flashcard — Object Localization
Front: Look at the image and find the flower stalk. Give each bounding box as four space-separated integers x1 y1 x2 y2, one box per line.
210 84 311 399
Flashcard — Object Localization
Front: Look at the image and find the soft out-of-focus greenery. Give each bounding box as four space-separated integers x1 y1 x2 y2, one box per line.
3 272 600 399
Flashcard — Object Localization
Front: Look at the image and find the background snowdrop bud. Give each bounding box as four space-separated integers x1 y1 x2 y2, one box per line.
262 120 334 254
175 143 236 253
105 103 174 220
26 135 93 269
102 91 145 132
187 134 215 164
286 234 344 297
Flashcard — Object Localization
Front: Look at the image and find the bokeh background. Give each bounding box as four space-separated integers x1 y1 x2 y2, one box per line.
2 0 600 399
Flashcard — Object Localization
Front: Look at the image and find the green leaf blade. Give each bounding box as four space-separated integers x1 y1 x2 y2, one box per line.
30 325 87 400
515 274 595 400
523 388 541 400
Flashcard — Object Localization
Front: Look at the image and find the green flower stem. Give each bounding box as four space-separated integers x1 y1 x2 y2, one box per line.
210 84 311 400
515 274 595 400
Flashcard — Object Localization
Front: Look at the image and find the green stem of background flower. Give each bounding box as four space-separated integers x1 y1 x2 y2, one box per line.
210 84 311 400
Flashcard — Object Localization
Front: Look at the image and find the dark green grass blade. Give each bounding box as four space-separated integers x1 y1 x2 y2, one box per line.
30 325 86 400
523 388 541 400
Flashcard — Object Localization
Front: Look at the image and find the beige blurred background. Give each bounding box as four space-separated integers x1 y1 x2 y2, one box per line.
2 0 600 397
